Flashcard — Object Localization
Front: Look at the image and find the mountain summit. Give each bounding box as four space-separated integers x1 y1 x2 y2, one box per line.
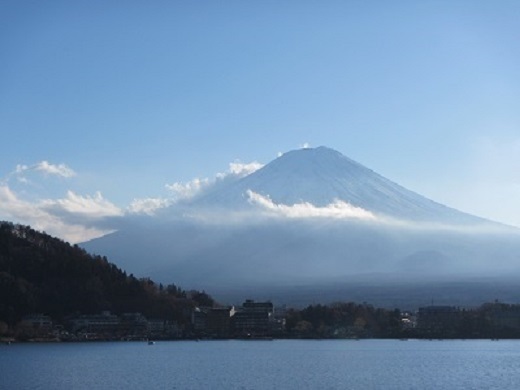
83 146 519 306
193 146 485 225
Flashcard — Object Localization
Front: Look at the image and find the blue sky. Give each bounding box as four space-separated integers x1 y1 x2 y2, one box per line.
1 1 520 241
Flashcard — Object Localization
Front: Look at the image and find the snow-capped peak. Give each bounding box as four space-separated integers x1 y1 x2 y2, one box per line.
191 146 486 225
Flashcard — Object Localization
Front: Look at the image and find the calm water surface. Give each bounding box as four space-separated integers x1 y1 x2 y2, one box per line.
1 339 520 389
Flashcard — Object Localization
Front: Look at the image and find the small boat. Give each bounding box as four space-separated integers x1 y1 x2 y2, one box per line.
148 340 155 345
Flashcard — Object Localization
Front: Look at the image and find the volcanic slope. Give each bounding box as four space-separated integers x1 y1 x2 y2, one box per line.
189 146 488 225
83 147 519 306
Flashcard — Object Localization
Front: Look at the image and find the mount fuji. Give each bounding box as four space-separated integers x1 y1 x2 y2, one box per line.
188 146 487 225
83 147 520 307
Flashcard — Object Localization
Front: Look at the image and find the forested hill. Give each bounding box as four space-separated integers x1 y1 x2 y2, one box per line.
0 221 213 326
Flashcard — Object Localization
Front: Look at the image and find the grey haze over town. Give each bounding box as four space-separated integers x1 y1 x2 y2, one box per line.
82 146 520 307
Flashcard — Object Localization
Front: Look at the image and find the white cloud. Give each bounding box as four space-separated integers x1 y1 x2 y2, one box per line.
0 185 113 243
1 160 76 190
246 190 378 221
166 160 263 201
1 157 286 241
228 161 263 176
0 161 120 242
0 157 267 241
15 161 76 178
300 142 311 149
165 177 211 200
128 197 171 215
42 191 123 219
15 164 28 174
243 190 513 233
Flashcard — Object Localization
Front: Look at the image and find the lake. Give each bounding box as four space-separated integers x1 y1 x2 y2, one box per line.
1 339 519 389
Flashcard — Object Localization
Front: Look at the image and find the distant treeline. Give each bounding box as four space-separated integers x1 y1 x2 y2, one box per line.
284 303 402 338
283 301 520 339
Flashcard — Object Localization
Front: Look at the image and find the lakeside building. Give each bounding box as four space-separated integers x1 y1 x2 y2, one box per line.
191 306 234 338
69 311 120 334
400 311 417 330
147 319 182 338
191 307 207 333
120 312 148 335
21 314 53 335
65 311 182 339
272 305 287 335
232 300 275 337
147 319 166 334
14 301 520 341
206 307 233 338
191 300 285 338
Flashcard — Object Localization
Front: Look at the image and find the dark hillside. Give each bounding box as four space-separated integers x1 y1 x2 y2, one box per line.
0 221 212 326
